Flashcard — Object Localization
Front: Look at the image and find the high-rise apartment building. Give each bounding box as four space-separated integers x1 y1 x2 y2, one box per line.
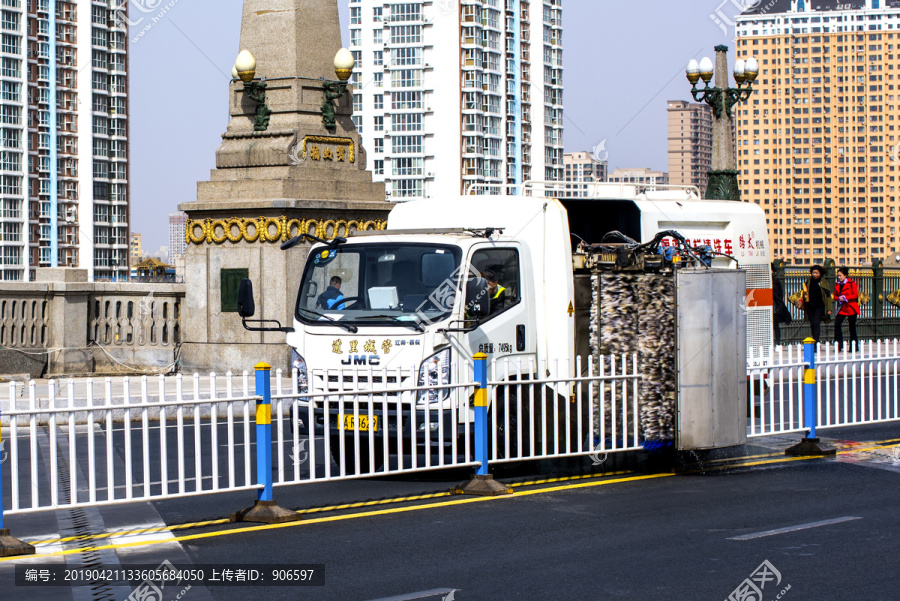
168 211 187 259
562 151 606 197
608 167 669 187
667 100 713 197
736 0 900 266
129 232 141 267
0 0 129 281
348 0 564 200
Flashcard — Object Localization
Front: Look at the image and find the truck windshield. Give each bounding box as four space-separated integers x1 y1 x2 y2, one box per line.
296 243 464 326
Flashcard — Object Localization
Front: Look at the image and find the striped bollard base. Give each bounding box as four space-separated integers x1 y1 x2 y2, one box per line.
229 500 302 525
0 529 35 558
231 362 302 524
784 437 836 457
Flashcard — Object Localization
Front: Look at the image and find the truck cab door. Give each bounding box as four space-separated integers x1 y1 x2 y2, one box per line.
465 246 536 381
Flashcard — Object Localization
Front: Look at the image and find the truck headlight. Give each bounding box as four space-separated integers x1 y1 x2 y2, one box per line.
418 348 451 404
291 349 308 394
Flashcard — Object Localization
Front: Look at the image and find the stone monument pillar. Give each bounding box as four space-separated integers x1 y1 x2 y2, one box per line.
179 0 388 373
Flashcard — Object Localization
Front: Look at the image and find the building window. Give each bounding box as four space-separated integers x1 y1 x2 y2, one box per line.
392 113 422 131
393 157 423 176
374 94 383 110
392 135 423 154
391 47 422 66
391 69 421 88
393 179 423 198
390 3 422 22
390 25 421 44
391 91 422 109
374 159 383 175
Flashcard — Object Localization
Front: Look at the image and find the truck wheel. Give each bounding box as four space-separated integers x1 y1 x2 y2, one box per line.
329 436 384 475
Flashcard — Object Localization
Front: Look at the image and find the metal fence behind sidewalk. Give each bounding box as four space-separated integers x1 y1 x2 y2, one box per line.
775 259 900 344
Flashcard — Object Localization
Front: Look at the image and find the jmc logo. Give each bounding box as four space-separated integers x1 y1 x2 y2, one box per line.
340 355 381 366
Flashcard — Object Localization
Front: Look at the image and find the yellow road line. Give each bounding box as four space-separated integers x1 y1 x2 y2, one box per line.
26 472 635 546
17 436 900 552
3 473 672 562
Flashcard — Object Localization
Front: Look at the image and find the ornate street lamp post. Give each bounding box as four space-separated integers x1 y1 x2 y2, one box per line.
686 45 758 201
234 49 271 132
231 48 355 132
322 48 356 129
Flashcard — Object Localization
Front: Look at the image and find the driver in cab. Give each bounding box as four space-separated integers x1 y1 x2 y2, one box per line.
482 269 507 314
316 276 346 310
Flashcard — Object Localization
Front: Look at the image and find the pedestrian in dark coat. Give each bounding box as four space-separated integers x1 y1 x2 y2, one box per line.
772 275 791 346
802 265 832 343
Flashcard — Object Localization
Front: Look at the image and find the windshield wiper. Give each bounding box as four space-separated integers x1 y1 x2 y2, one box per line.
357 315 425 332
297 308 358 333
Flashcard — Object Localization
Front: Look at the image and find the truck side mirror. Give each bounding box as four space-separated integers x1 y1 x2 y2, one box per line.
237 279 256 318
465 276 490 318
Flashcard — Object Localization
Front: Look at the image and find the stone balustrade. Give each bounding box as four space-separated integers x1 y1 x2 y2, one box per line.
0 268 184 377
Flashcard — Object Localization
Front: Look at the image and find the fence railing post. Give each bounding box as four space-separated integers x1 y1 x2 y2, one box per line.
786 338 836 457
873 259 884 338
230 362 302 524
452 353 511 496
0 405 35 557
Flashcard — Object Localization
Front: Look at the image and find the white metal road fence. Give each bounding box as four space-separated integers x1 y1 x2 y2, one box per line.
2 373 262 513
3 341 900 524
486 355 643 464
747 339 900 437
0 354 642 520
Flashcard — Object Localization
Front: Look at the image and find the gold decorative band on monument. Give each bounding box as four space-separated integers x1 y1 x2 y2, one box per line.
185 216 387 245
300 135 355 163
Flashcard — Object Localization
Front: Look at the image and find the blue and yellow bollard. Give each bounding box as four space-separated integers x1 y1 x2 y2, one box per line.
230 362 302 523
255 362 274 502
473 352 489 476
786 338 836 457
803 337 818 440
452 353 512 496
0 402 36 556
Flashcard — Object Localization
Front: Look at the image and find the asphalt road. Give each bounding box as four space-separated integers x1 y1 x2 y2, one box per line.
1 422 899 600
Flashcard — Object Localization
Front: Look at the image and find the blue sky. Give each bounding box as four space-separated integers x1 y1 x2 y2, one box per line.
129 0 745 250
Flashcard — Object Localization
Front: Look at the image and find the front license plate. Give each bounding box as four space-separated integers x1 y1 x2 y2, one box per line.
342 415 378 432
